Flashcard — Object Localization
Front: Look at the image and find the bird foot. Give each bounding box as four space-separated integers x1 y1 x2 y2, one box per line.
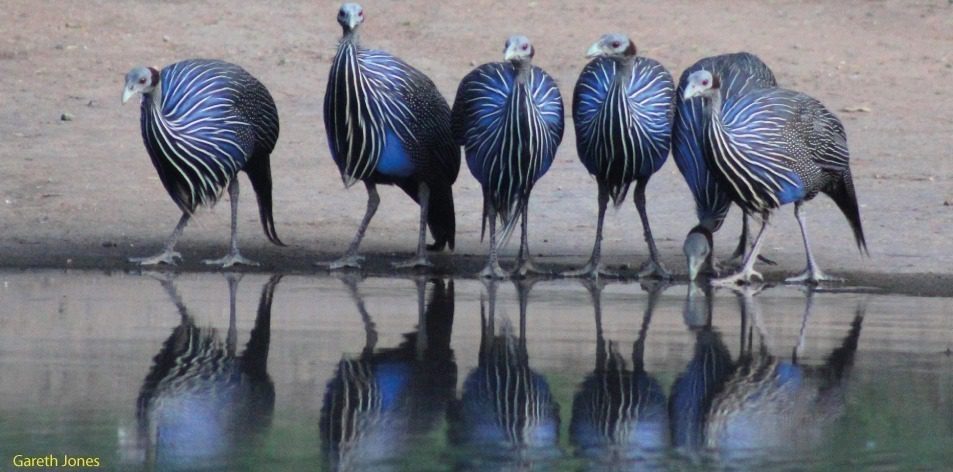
202 252 259 268
129 250 182 266
512 258 551 279
637 260 673 280
562 261 619 279
712 267 764 287
317 254 365 270
391 255 433 269
479 261 509 280
784 267 843 285
727 252 777 267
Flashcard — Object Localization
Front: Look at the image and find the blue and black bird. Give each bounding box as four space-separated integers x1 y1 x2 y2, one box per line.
452 35 565 278
566 34 675 279
323 3 460 269
570 282 670 467
122 59 283 267
135 275 279 469
683 70 868 284
673 53 778 281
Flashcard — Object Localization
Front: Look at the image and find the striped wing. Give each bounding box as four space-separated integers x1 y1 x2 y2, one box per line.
141 59 264 212
673 53 776 229
452 62 564 228
709 88 815 212
573 57 674 204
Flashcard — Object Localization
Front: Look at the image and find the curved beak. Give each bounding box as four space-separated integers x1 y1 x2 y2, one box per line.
585 42 603 58
682 84 701 101
121 87 135 105
503 46 518 62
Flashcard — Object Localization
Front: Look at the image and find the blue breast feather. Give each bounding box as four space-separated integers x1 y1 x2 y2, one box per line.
573 56 673 178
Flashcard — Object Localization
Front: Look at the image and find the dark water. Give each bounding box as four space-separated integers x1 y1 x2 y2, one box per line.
0 271 951 471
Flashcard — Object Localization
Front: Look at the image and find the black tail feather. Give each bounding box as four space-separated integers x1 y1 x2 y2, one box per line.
245 152 285 247
426 180 456 251
827 169 867 256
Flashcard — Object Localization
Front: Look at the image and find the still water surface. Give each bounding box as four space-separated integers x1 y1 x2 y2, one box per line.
0 270 951 471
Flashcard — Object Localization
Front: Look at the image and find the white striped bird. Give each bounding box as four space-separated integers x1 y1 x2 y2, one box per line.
452 36 565 279
566 34 675 279
122 60 283 267
682 70 867 285
322 3 460 270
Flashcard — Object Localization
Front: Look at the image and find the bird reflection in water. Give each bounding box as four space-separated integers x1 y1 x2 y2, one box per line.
448 280 562 469
133 274 280 470
671 284 865 464
320 276 457 471
569 281 670 469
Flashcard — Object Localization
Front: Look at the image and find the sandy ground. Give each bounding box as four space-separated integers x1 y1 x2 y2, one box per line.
0 0 951 295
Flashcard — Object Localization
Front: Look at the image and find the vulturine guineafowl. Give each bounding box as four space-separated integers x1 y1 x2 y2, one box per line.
122 60 283 267
452 35 565 279
673 53 778 280
682 70 868 285
323 3 460 270
566 34 675 280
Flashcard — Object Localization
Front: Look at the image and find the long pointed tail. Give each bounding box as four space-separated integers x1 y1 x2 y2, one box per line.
827 169 867 256
245 152 285 246
426 180 456 251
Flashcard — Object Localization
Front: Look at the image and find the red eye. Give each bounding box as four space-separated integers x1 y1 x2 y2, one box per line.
522 44 528 50
611 41 620 48
138 78 146 84
701 79 709 86
358 10 363 17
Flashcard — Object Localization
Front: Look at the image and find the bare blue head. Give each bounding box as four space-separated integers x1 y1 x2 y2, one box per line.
684 226 713 281
682 69 719 101
121 66 159 105
586 33 636 59
503 35 535 64
337 2 365 34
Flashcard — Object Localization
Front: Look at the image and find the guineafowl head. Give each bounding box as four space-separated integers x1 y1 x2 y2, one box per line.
502 35 534 64
586 33 636 59
337 3 364 33
122 66 159 104
682 70 720 101
684 225 713 281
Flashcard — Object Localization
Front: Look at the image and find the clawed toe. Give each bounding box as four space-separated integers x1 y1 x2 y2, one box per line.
562 262 619 279
479 262 509 280
784 268 843 285
202 252 259 268
129 251 182 266
318 254 365 270
512 259 550 278
638 261 673 280
391 255 433 269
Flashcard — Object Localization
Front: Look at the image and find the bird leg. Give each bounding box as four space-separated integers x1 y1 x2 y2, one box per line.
479 203 508 279
785 202 843 284
203 179 260 267
393 182 433 269
513 204 550 278
319 181 378 270
564 185 619 279
633 180 672 279
129 212 190 266
729 212 777 266
713 217 768 286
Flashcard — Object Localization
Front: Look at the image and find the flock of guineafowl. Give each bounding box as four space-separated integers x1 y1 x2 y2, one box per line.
120 2 868 285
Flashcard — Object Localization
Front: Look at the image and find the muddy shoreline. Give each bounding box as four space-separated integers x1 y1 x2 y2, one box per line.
3 242 950 298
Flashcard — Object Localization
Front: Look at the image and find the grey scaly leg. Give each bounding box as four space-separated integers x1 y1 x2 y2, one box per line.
713 217 768 286
320 181 379 270
225 273 242 356
513 203 550 278
785 202 842 284
204 179 259 267
564 184 618 279
729 212 776 267
393 182 433 269
634 179 672 279
479 200 507 279
130 212 191 265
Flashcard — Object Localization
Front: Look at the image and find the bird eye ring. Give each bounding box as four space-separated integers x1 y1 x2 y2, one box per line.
701 79 709 86
138 78 147 84
611 41 620 48
521 44 528 50
358 10 363 17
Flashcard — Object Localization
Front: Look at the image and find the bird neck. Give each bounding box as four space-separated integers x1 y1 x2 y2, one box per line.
341 29 360 48
143 81 163 113
706 91 724 124
611 55 636 82
511 59 532 82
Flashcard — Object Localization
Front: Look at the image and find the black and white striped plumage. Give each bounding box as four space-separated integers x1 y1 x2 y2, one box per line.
323 3 459 267
565 34 674 279
451 35 564 278
123 59 282 267
684 70 867 284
